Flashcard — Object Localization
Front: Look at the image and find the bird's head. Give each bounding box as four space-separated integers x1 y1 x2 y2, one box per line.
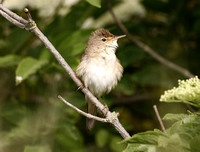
87 29 126 52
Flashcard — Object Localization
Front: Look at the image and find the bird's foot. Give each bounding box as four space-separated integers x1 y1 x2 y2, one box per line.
77 84 84 90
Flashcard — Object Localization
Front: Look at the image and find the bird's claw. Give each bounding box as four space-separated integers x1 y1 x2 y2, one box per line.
77 84 84 90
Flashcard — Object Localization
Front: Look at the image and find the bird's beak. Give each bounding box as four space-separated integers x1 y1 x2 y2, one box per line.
115 35 126 40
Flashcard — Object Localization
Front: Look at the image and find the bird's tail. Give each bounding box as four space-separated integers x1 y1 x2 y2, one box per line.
85 95 97 130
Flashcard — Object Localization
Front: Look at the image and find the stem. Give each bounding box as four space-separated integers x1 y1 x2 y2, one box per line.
153 105 166 133
0 5 131 139
58 95 108 123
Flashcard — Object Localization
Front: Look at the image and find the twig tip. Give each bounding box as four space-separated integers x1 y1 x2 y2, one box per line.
58 95 62 99
24 8 29 13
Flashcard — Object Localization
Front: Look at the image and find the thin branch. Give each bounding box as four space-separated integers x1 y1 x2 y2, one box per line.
0 5 130 139
32 14 130 139
58 95 108 123
107 0 194 78
0 9 27 29
24 8 33 22
153 105 166 133
0 4 28 24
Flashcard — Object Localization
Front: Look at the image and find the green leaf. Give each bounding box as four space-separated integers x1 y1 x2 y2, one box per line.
0 55 21 68
190 135 200 152
15 57 48 85
123 130 189 152
167 113 200 136
39 48 52 61
24 145 51 152
71 43 86 56
6 28 31 53
1 103 56 150
55 123 83 150
86 0 101 8
163 113 188 123
0 100 27 125
123 143 156 152
123 130 166 145
95 129 110 147
157 134 187 152
58 29 91 57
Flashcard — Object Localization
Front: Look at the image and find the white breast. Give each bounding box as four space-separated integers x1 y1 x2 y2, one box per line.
76 52 123 97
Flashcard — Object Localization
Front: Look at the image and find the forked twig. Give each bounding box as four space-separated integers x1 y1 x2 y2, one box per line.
58 95 108 123
0 4 130 139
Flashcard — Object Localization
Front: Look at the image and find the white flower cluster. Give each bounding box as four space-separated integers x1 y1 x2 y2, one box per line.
160 76 200 107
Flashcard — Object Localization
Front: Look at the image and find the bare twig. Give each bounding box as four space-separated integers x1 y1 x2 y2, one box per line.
153 105 166 133
0 4 130 139
0 4 28 24
24 8 33 22
107 0 194 78
58 95 108 123
0 9 27 29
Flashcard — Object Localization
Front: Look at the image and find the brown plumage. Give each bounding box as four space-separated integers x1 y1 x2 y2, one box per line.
76 29 125 130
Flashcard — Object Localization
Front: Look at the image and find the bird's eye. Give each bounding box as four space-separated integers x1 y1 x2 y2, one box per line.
102 38 106 42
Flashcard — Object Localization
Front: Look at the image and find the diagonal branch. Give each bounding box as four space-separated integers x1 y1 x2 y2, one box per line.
58 95 108 123
153 105 166 133
0 4 130 139
0 9 27 29
0 4 28 24
106 0 194 78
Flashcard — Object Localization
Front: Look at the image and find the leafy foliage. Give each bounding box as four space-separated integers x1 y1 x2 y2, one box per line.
86 0 101 8
1 0 200 152
0 55 21 67
123 76 200 152
15 57 48 85
124 112 200 152
24 145 52 152
123 112 200 152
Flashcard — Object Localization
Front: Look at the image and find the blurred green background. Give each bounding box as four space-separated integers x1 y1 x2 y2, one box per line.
0 0 200 151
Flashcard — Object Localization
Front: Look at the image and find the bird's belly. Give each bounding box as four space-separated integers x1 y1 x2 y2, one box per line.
83 62 121 97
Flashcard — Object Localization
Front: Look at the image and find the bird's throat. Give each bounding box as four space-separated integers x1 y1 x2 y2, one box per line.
106 40 118 53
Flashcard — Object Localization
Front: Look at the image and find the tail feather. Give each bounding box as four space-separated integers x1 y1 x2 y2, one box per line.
86 96 97 130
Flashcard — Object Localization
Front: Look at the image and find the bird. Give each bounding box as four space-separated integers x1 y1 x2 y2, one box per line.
76 29 125 130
